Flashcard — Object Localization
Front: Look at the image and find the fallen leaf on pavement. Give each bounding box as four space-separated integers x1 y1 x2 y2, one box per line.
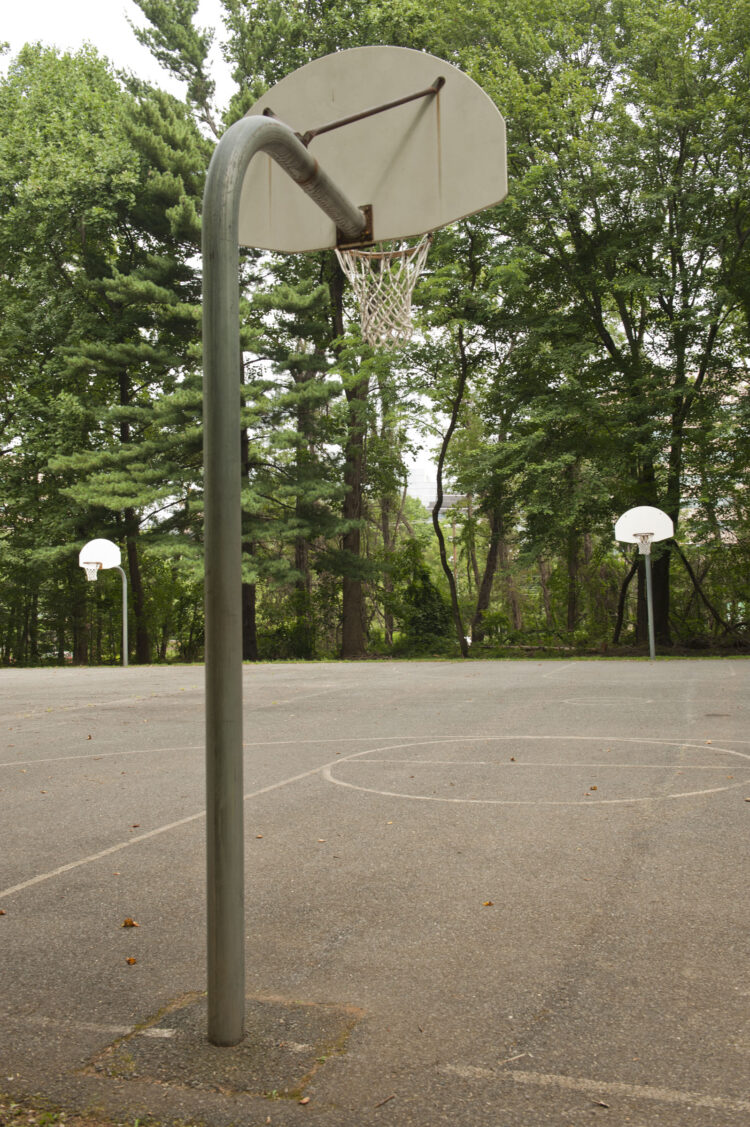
126 957 137 965
121 918 139 928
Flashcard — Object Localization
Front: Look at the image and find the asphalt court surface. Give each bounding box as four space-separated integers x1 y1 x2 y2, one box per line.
1 659 749 1126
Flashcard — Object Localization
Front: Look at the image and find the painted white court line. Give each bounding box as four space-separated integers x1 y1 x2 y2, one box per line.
0 745 202 769
0 680 341 725
323 736 750 806
5 731 750 771
359 757 750 771
508 1067 750 1113
0 741 405 900
560 697 657 704
327 734 750 761
0 689 202 723
0 809 209 899
12 1015 177 1040
0 735 416 769
442 1063 750 1111
3 733 747 898
323 770 745 806
537 663 577 679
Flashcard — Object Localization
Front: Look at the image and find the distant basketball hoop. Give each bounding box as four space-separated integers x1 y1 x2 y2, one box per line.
614 506 674 660
78 539 128 666
335 234 432 348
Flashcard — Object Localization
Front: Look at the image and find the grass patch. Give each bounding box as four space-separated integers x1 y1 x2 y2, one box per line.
0 1095 185 1127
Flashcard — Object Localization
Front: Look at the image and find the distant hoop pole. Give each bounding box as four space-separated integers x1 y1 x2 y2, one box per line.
114 565 128 667
644 553 656 661
633 533 656 660
202 115 367 1047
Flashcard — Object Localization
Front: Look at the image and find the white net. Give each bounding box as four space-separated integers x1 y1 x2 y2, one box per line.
82 563 101 582
634 533 653 556
335 234 431 349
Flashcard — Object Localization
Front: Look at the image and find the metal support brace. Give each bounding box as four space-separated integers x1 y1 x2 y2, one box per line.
202 116 367 1047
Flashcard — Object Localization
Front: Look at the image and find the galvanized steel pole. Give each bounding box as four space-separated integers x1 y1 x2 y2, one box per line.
203 115 366 1047
644 552 656 661
114 565 128 667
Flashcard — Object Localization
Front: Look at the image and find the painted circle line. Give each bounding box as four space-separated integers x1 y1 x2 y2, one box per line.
322 736 750 806
560 697 656 705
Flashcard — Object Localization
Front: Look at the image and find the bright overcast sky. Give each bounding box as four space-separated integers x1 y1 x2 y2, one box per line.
2 0 233 104
2 1 438 502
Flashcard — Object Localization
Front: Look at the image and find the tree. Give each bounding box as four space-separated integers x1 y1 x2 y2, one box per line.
0 45 144 661
51 83 210 661
0 44 211 663
474 0 750 645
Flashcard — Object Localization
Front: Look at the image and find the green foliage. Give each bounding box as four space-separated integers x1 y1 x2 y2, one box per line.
388 538 453 651
2 0 749 663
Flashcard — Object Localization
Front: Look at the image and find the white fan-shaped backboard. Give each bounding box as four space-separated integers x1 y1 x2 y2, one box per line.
614 506 674 544
79 538 121 570
239 46 508 252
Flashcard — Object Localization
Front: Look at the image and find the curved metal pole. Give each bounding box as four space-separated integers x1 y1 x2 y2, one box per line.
203 115 366 1047
114 565 128 667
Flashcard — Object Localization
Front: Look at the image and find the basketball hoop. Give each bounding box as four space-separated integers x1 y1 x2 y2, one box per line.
335 234 432 348
82 562 101 582
633 533 654 556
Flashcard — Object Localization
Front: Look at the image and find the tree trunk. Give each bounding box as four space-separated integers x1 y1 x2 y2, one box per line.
566 529 578 634
613 554 639 644
341 453 367 659
635 453 673 646
673 541 734 634
539 558 554 630
636 559 648 645
380 494 395 646
499 524 523 631
239 393 258 663
471 506 502 642
72 572 88 665
466 496 481 592
651 547 672 646
56 608 66 664
242 581 257 661
432 326 470 657
293 532 315 659
333 261 369 659
125 514 150 663
28 591 39 664
118 371 149 663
